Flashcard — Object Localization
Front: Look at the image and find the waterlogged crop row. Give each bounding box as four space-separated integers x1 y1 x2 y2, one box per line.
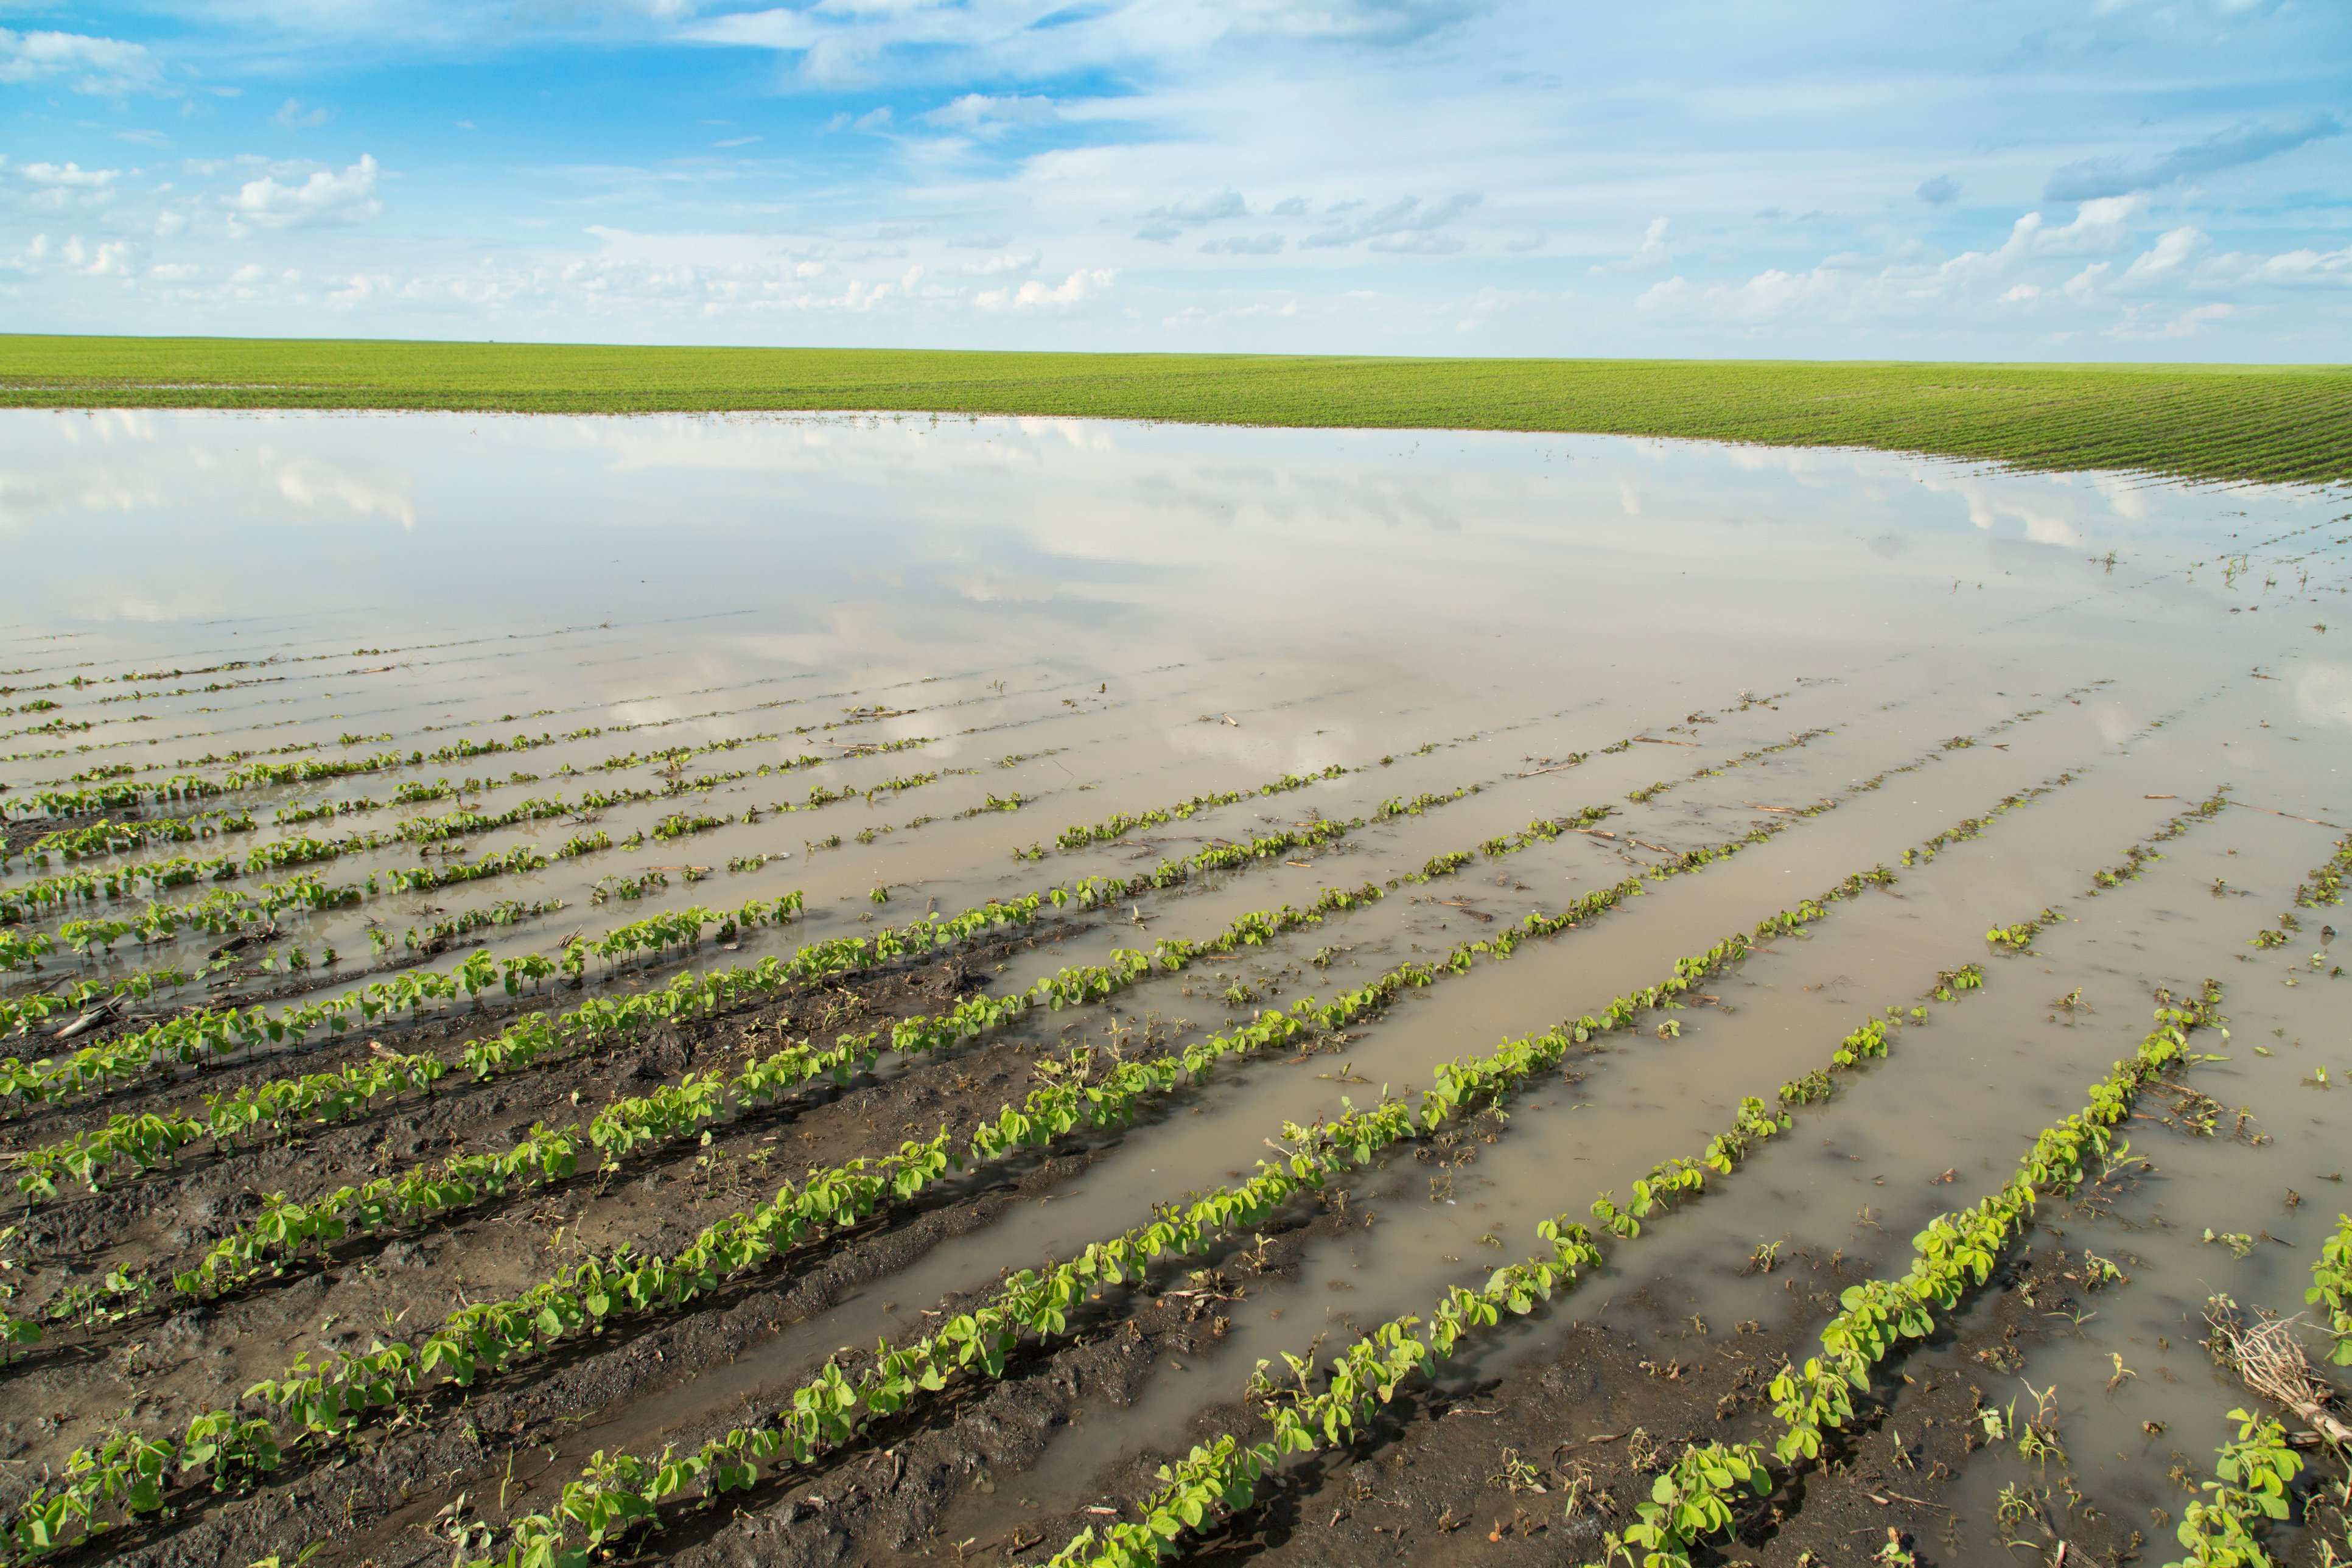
1053 766 1351 850
1056 973 2226 1568
2 739 558 821
27 800 1620 1321
0 789 1849 1558
1580 981 2228 1568
3 729 939 929
0 807 621 931
450 852 1930 1568
106 883 1395 1320
0 782 1377 1112
4 811 1391 1177
12 808 259 867
1043 784 2248 1568
2 723 801 825
5 895 845 1194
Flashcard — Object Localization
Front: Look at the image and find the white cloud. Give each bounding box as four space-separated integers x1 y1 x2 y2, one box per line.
2121 225 2207 284
977 267 1115 309
1594 215 1671 273
230 155 382 232
922 92 1059 133
0 28 160 96
20 161 122 189
271 97 331 130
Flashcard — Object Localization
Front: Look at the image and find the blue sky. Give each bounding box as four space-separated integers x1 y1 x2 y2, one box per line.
1 0 2346 358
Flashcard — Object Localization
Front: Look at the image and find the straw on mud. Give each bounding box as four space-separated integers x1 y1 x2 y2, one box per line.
2205 1301 2352 1447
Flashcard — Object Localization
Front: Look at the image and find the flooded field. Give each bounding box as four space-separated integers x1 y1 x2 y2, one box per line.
1 408 2348 1568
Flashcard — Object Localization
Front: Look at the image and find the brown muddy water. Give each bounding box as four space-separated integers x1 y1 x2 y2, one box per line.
1 409 2348 1568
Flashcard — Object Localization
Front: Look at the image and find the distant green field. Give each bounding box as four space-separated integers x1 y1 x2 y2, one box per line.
2 335 2345 487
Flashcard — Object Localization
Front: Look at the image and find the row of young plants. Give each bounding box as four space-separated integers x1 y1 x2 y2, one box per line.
0 768 1381 1112
1629 725 1834 803
3 723 769 824
0 758 1869 1556
1052 766 1353 849
11 808 261 868
1612 802 2332 1563
2 895 836 1195
1060 975 2228 1568
2 727 920 928
1 810 1390 1179
0 788 621 927
1039 777 2245 1568
1037 901 2011 1566
0 863 1552 1554
3 744 502 821
0 830 725 1103
485 848 1941 1568
18 799 1623 1325
75 881 1398 1329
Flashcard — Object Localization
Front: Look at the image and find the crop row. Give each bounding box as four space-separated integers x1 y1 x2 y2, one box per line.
99 881 1393 1321
1040 784 2249 1567
21 797 1619 1320
4 810 1385 1180
1637 724 1833 800
0 759 1403 1111
449 843 1938 1568
0 779 1869 1556
3 722 807 824
1054 973 2231 1568
4 727 940 926
3 743 525 821
1053 766 1351 849
11 808 260 868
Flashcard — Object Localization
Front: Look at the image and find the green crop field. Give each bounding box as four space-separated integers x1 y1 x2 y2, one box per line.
1 334 2346 487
